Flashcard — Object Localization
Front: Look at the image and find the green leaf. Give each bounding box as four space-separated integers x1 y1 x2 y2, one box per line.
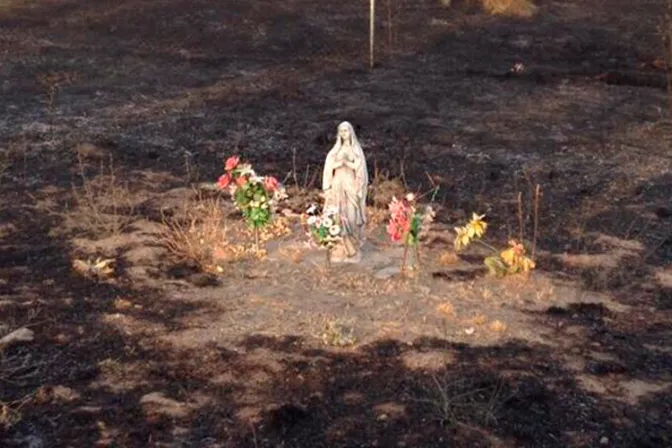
484 256 507 277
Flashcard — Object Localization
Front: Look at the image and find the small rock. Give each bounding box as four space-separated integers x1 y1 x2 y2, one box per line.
188 273 219 287
377 413 388 421
0 327 34 349
72 405 102 415
52 385 81 402
140 392 189 418
464 327 475 335
374 266 401 280
600 436 609 445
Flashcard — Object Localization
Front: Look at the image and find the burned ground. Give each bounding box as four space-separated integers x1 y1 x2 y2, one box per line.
1 0 671 447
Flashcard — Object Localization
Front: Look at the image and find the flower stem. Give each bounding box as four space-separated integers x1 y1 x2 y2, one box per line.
326 247 331 269
402 242 409 273
474 239 498 253
414 244 420 270
254 227 260 252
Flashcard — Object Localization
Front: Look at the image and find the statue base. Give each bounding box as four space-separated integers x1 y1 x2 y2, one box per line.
330 236 361 264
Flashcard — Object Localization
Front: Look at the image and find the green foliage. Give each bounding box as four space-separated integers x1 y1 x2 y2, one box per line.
234 180 271 228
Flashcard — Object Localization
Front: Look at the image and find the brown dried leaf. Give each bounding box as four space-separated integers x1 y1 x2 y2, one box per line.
489 320 508 332
436 302 455 317
439 251 459 265
114 297 132 309
472 313 488 326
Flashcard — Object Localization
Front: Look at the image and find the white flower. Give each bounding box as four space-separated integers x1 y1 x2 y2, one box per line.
306 204 317 215
406 193 415 202
273 186 288 202
329 225 340 236
307 216 318 225
324 205 339 216
237 164 254 176
322 217 333 228
250 175 264 184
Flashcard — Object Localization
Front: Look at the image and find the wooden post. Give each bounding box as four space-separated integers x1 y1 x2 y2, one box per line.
532 185 541 260
386 0 392 53
370 0 375 69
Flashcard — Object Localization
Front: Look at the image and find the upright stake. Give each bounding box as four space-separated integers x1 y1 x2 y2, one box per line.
386 0 392 53
254 227 260 252
326 247 332 269
401 242 408 273
370 0 375 69
532 184 541 260
517 192 524 243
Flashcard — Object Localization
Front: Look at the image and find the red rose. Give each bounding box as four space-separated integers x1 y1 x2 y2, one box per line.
235 176 248 187
217 173 231 188
225 155 240 171
263 176 279 192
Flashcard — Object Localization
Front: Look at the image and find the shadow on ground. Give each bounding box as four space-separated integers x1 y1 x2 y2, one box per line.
1 0 671 446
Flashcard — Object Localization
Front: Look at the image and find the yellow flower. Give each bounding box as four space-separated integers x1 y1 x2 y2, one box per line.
500 240 536 273
467 213 487 238
519 256 536 272
508 239 525 256
500 247 516 267
454 226 472 251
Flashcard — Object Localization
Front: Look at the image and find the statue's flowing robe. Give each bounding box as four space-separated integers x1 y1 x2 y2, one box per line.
322 122 368 241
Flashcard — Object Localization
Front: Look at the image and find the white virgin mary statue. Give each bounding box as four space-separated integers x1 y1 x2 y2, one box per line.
322 121 368 262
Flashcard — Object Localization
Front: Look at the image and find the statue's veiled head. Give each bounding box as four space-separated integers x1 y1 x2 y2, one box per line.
338 121 355 146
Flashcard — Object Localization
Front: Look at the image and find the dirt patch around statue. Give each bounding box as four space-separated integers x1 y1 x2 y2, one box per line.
1 0 671 446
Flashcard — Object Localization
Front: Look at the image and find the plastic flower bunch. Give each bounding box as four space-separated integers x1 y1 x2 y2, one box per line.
305 204 342 249
216 155 287 230
453 213 536 277
387 193 435 246
387 193 435 272
484 239 536 277
453 213 488 251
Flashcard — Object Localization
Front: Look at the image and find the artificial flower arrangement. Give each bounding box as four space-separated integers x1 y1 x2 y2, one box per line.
304 204 342 268
216 155 287 250
387 193 435 272
454 213 536 276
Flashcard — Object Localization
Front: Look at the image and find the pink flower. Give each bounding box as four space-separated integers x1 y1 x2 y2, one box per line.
387 220 402 241
387 196 415 243
225 155 240 171
263 176 279 192
387 211 411 241
235 175 248 187
388 197 408 218
217 173 231 188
